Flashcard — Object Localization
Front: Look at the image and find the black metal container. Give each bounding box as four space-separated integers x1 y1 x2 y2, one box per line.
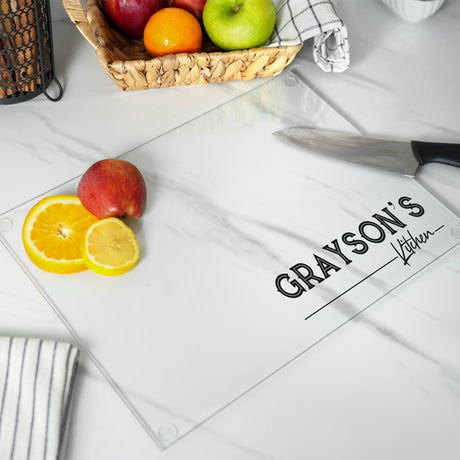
0 0 62 104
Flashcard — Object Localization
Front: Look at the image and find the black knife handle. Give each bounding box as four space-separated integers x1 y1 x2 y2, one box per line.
411 140 460 168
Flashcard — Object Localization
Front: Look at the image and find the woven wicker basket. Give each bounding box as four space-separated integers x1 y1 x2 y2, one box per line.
61 0 303 91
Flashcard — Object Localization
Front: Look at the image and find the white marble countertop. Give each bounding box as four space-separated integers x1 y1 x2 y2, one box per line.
1 0 459 459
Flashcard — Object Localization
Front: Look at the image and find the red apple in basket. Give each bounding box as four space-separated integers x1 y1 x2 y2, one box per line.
78 159 147 219
101 0 164 39
167 0 207 20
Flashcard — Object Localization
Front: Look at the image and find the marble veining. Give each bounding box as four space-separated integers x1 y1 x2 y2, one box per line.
0 1 459 459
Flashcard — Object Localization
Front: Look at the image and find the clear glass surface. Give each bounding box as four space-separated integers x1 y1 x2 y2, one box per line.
1 69 458 449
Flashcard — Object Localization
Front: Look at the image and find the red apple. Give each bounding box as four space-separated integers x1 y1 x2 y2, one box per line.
78 159 147 219
167 0 207 20
101 0 164 39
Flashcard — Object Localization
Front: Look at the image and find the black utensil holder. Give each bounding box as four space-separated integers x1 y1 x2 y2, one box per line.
0 0 62 104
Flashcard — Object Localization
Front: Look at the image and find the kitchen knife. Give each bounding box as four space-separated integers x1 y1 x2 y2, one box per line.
273 127 460 176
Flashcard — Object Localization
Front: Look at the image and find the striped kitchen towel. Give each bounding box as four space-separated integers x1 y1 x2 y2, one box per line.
0 337 79 460
270 0 350 72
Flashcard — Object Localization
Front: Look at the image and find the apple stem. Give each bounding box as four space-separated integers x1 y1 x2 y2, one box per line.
233 3 242 13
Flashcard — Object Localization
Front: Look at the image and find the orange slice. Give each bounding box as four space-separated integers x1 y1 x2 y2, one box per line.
81 218 140 276
22 195 99 274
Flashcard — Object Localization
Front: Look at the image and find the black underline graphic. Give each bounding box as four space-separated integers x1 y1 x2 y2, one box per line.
304 257 398 321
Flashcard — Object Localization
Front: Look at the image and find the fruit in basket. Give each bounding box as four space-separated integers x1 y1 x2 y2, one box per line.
143 7 203 57
77 159 147 219
167 0 207 20
81 218 140 276
101 0 164 39
202 0 276 50
22 195 99 274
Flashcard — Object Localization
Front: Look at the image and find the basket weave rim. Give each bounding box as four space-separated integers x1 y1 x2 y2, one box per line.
106 44 303 66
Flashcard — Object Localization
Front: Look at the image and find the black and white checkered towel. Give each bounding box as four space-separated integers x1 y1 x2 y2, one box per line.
0 337 79 460
269 0 350 72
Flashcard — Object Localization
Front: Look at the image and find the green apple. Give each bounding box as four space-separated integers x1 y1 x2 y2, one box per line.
203 0 276 51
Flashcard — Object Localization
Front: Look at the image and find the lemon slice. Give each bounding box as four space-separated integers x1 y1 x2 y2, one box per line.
22 195 99 274
81 218 140 276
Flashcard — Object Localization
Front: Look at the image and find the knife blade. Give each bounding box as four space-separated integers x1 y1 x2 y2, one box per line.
273 127 460 176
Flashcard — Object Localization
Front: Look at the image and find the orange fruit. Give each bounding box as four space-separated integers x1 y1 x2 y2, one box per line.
81 218 140 276
22 195 99 274
143 7 203 57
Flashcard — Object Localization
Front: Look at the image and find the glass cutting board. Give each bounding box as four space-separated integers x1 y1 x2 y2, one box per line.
1 69 459 449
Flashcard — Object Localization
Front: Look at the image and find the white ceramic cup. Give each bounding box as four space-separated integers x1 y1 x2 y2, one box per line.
380 0 446 22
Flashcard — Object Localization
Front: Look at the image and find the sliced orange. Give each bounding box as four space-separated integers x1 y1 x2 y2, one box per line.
22 195 99 274
81 218 140 276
